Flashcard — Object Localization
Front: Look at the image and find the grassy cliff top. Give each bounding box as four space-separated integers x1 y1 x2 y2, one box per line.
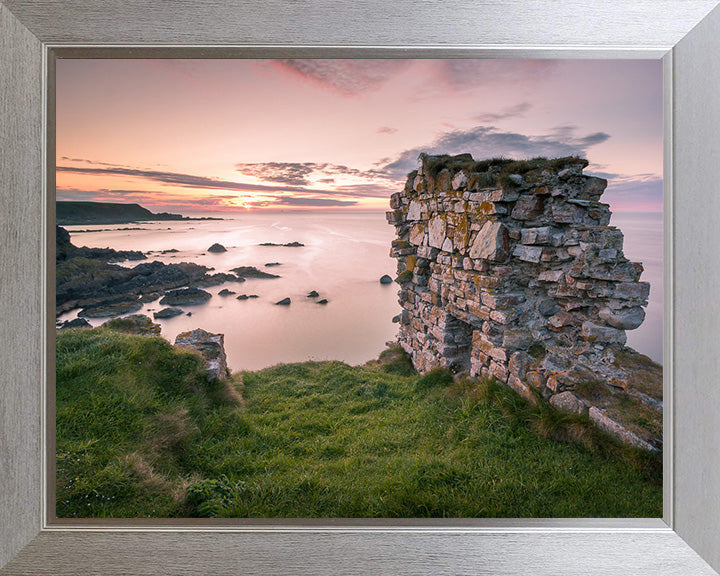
56 327 661 518
414 153 590 181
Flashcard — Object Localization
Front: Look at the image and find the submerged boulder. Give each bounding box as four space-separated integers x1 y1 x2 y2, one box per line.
153 307 184 319
207 243 227 253
231 266 280 279
174 329 229 381
79 298 143 318
236 294 259 300
160 288 212 306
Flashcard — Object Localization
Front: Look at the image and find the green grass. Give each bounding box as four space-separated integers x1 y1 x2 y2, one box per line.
56 328 661 518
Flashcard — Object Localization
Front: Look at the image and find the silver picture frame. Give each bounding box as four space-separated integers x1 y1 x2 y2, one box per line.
2 1 719 574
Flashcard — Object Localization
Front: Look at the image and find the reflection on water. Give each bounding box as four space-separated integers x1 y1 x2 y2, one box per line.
58 210 663 370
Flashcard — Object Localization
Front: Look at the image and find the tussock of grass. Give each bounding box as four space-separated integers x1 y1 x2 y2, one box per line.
145 408 197 455
56 332 661 519
416 367 454 392
124 452 197 504
417 153 589 184
466 379 662 483
421 153 512 179
367 344 416 377
209 374 245 407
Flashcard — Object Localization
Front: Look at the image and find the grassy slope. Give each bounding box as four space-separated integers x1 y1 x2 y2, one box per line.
56 329 661 518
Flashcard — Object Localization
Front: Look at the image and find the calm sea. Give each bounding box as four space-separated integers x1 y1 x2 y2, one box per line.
58 210 663 370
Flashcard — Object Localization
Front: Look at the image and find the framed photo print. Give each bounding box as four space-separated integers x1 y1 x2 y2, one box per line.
1 1 720 575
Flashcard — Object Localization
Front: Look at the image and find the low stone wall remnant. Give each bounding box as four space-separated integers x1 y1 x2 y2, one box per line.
175 329 229 381
387 153 661 451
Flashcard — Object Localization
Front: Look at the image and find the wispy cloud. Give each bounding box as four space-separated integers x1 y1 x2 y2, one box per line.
378 125 611 179
59 156 123 167
271 60 410 95
235 162 318 186
235 161 367 186
377 126 397 134
57 164 388 199
56 187 238 207
438 60 558 89
475 102 532 123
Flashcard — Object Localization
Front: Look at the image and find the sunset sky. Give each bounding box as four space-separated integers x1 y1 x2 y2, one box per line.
56 59 662 213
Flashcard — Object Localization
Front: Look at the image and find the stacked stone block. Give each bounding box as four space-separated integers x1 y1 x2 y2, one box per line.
387 154 657 449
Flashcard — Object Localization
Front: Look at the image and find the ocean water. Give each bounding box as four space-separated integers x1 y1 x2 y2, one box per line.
59 211 400 371
58 210 663 370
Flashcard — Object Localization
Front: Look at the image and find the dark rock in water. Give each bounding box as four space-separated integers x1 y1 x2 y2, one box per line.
59 317 91 329
379 274 393 284
139 292 161 303
392 314 401 323
207 243 227 253
56 253 211 315
174 329 228 381
102 314 161 335
275 297 291 305
265 262 282 267
307 290 319 298
218 288 236 296
316 299 328 305
236 294 259 300
79 298 143 318
56 225 145 263
153 307 184 319
231 266 280 279
160 287 212 306
55 225 265 316
161 249 179 254
190 273 246 288
259 241 304 247
186 312 192 316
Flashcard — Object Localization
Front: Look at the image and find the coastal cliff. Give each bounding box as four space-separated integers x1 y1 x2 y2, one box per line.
57 201 221 225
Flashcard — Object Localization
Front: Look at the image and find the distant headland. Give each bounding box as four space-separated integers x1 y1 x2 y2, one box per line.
56 201 223 225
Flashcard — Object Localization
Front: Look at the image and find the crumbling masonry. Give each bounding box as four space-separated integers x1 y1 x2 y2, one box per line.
387 154 661 451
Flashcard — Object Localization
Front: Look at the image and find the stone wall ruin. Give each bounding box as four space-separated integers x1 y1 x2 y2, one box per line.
387 153 662 451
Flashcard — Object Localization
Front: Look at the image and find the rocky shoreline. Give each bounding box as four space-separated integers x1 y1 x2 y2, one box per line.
56 226 282 318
